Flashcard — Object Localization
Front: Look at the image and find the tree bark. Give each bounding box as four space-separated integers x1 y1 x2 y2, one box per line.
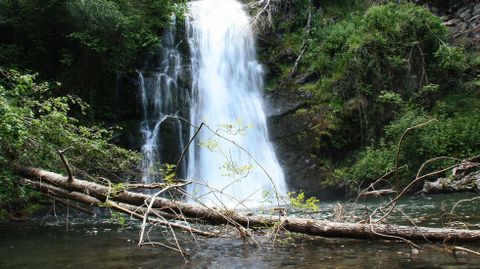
19 166 480 242
21 178 215 237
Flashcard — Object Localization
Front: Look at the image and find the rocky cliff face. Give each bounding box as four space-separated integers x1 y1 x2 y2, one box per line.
418 0 479 48
266 90 342 199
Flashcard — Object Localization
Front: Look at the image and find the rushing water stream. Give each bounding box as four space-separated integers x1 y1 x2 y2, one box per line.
138 0 287 206
1 193 479 269
138 17 188 183
185 0 287 207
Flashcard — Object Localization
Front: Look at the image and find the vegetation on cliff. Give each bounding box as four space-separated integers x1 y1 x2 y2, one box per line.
261 0 479 191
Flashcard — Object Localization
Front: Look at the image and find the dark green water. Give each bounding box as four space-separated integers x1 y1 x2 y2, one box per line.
1 193 479 269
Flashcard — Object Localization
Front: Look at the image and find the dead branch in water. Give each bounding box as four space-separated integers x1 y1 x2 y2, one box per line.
18 166 480 244
452 246 480 257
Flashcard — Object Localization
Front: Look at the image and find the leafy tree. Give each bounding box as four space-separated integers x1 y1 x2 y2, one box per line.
0 0 184 120
0 68 140 207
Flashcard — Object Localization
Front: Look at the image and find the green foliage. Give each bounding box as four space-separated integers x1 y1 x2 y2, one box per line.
0 0 184 119
420 83 440 95
378 91 403 105
199 139 219 152
199 121 256 179
218 118 254 136
0 170 37 206
65 0 179 68
0 68 140 204
288 191 319 212
264 1 479 190
336 142 396 185
339 101 480 185
109 183 127 198
221 162 254 178
162 163 177 183
110 211 127 227
302 3 453 147
0 69 139 173
434 44 467 74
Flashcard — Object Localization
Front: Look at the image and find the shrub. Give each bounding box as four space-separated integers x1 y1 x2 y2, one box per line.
0 68 140 204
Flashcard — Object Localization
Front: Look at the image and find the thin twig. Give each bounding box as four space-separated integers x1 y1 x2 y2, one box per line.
165 115 284 206
139 182 191 246
450 196 480 215
107 201 214 238
394 119 437 192
175 122 205 174
368 211 422 249
287 0 312 80
452 246 480 257
374 163 460 224
139 241 188 255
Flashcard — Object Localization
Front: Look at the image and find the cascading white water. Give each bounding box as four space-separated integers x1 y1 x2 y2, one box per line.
139 21 187 184
186 0 288 207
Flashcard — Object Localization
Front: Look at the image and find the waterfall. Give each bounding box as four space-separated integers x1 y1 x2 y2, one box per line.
185 0 288 207
137 0 288 207
139 19 188 184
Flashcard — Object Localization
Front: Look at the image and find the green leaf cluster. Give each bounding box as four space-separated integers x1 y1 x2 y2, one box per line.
302 3 456 146
339 95 480 185
0 68 140 205
0 0 185 119
287 191 319 212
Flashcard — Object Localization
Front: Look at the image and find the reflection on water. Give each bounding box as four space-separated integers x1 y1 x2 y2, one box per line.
1 193 479 269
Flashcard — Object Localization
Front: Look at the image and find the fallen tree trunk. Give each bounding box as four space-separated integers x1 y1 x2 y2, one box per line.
21 178 215 237
19 166 480 242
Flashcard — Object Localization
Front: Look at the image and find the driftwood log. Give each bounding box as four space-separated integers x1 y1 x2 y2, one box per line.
19 166 480 243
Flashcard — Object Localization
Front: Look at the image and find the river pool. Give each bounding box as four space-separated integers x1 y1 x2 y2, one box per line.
1 193 479 269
